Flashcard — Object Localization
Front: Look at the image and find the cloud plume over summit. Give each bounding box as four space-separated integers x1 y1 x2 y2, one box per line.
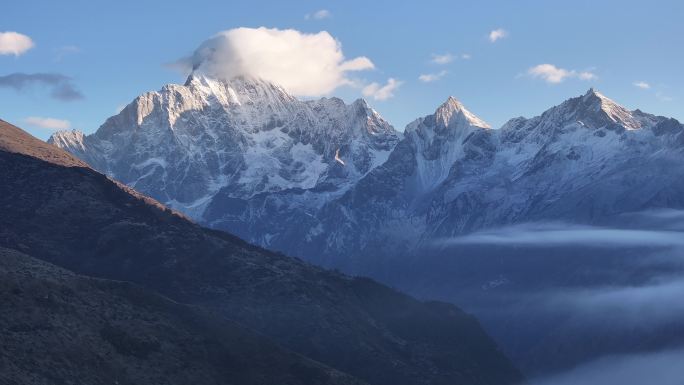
175 27 375 97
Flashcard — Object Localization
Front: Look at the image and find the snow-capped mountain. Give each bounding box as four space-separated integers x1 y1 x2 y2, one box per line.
291 95 496 266
50 74 400 221
51 86 684 269
301 89 684 268
407 96 491 191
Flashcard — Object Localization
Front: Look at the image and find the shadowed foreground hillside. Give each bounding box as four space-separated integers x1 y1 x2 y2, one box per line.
0 119 522 385
0 247 364 385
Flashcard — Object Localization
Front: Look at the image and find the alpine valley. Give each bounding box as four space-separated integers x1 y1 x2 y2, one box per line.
50 74 684 376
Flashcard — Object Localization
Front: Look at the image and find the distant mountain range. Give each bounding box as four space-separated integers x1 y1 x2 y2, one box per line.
312 87 684 268
48 75 684 376
2 119 521 385
51 77 684 270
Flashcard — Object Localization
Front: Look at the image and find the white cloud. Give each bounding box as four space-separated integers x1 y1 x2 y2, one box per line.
488 28 508 42
633 81 651 89
527 64 597 84
176 27 375 97
578 71 598 81
0 31 34 56
528 64 572 83
23 116 71 130
461 53 472 60
305 9 332 20
419 70 448 83
339 56 375 71
431 53 454 65
362 78 402 101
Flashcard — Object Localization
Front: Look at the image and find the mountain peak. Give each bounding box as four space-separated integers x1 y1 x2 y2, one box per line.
352 97 371 109
576 88 644 129
185 72 262 87
539 88 647 130
582 87 613 105
584 87 599 97
436 96 464 113
434 96 490 130
48 129 86 150
175 72 301 114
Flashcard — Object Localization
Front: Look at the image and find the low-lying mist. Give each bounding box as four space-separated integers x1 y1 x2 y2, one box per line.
527 348 684 385
376 210 684 378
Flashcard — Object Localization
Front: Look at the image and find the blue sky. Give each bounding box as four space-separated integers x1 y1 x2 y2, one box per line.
1 0 682 139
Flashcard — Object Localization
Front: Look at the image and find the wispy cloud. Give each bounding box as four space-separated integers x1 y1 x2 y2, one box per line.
489 28 508 42
527 64 597 84
54 45 81 61
633 81 651 89
631 81 674 102
578 71 598 81
441 222 684 248
419 70 448 83
429 52 470 64
362 78 402 101
23 116 71 130
431 53 454 65
0 72 84 101
0 31 34 56
305 9 332 20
